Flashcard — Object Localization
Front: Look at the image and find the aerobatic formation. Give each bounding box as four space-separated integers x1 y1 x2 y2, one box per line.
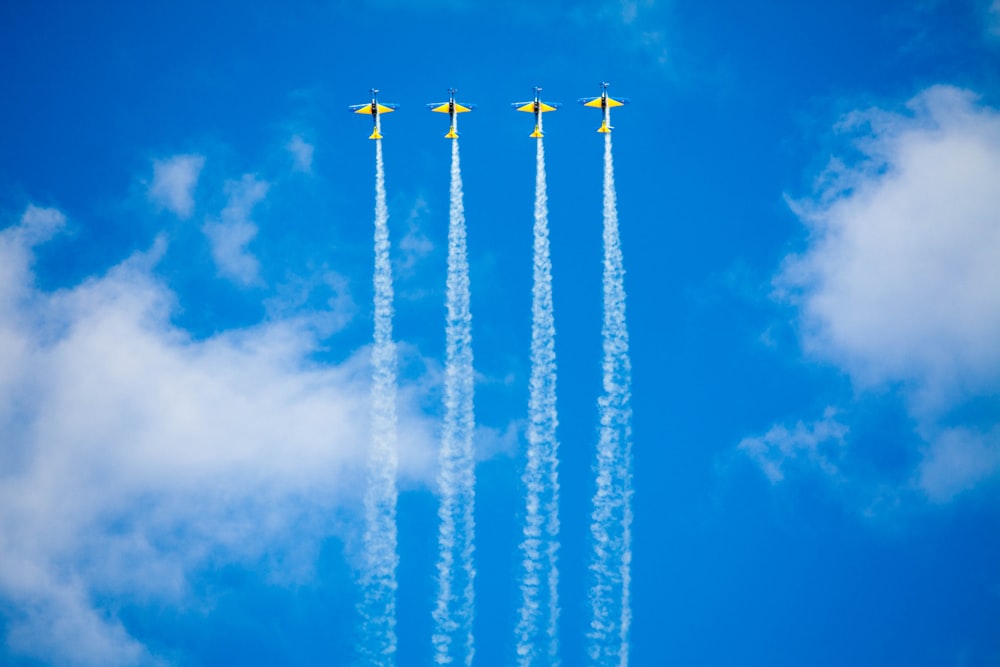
354 84 634 666
349 83 630 138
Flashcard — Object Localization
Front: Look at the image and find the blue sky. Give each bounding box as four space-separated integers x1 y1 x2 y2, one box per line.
2 0 1000 665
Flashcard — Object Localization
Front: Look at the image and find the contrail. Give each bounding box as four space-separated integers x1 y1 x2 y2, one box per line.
359 140 400 667
516 137 561 667
588 132 633 667
432 138 477 667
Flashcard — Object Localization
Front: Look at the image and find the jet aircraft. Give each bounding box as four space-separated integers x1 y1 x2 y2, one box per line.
578 82 630 133
348 89 399 140
426 88 476 139
512 87 561 138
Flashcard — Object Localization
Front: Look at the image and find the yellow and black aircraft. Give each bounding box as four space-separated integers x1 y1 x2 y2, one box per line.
348 88 399 140
426 88 476 139
578 82 630 133
512 87 561 138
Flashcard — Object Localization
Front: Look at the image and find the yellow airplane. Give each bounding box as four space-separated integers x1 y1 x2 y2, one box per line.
512 87 561 138
578 82 630 133
348 88 399 140
427 88 476 139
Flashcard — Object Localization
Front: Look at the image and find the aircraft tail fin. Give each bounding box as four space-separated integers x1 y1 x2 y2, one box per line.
598 119 612 133
530 124 544 138
445 126 459 139
369 129 383 140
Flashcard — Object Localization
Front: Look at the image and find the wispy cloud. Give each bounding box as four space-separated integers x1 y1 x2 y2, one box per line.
989 0 1000 38
738 408 848 483
760 85 1000 501
917 426 1000 502
570 0 672 67
396 195 434 279
202 174 269 285
148 154 205 218
0 205 437 665
287 134 315 173
264 269 356 337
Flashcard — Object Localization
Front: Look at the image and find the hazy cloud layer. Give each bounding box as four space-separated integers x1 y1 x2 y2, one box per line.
0 206 437 664
148 154 205 218
750 86 1000 501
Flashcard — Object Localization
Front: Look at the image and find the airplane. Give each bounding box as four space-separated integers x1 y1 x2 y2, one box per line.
577 82 630 133
348 88 399 140
426 88 477 139
511 87 561 138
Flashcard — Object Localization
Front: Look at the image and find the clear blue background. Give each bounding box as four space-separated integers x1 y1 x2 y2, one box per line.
2 1 999 665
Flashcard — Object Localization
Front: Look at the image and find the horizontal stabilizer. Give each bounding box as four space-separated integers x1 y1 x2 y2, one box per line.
598 119 611 133
369 129 383 140
445 126 459 139
530 125 544 138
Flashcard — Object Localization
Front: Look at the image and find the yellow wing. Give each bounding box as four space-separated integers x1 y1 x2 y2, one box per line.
376 104 397 114
453 103 474 113
515 102 535 112
429 103 451 113
538 102 558 112
583 98 604 108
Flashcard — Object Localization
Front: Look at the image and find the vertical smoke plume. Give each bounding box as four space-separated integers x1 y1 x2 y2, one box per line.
359 140 400 666
588 132 633 667
516 137 562 667
432 139 477 667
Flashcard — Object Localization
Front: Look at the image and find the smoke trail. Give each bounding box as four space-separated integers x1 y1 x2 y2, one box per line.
588 132 633 667
516 137 561 667
359 140 400 667
432 139 477 667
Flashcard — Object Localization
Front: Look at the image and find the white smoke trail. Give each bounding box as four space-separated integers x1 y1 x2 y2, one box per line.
516 137 561 667
588 132 633 667
432 139 477 667
359 140 400 667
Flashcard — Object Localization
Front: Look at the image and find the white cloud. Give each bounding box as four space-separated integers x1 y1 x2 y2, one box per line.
778 86 1000 413
0 207 438 664
767 85 1000 499
737 408 848 483
148 154 205 218
287 134 315 173
202 174 269 285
